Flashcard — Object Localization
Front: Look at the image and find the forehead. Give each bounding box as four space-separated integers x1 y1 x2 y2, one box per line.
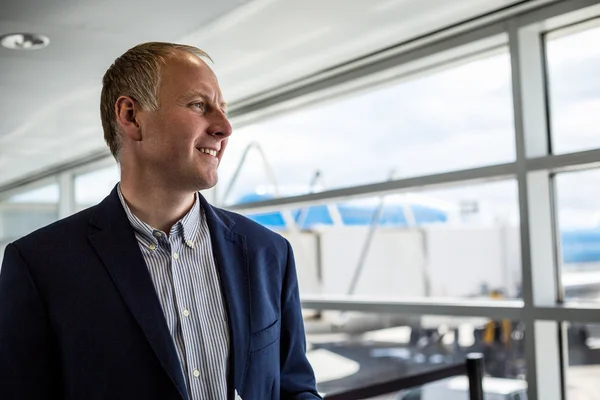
158 51 222 100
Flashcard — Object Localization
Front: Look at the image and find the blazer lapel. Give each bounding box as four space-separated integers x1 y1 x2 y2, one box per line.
198 194 251 398
88 187 189 400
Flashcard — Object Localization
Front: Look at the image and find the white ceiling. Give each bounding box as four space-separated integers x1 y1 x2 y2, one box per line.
0 0 523 189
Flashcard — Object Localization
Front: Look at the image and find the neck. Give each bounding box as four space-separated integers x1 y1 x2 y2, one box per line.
119 171 196 234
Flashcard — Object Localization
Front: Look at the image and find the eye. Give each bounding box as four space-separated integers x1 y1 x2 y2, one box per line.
193 102 205 111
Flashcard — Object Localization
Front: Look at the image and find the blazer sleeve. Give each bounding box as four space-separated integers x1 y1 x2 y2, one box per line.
279 239 322 400
0 243 60 399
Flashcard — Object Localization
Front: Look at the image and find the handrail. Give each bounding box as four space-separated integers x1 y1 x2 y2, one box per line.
219 141 280 205
322 353 485 400
347 169 397 296
295 170 323 229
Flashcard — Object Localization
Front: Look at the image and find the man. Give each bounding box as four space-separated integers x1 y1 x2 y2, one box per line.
0 42 321 400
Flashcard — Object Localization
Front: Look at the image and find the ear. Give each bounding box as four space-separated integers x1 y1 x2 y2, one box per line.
115 96 142 141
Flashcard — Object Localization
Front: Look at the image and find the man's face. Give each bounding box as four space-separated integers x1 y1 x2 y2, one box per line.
134 52 232 191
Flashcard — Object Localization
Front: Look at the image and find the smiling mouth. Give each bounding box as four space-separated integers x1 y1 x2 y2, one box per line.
197 148 218 157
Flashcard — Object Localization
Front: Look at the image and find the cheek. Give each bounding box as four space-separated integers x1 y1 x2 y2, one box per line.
220 139 229 156
158 123 196 153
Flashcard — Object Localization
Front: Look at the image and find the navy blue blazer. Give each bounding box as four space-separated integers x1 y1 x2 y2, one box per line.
0 186 320 400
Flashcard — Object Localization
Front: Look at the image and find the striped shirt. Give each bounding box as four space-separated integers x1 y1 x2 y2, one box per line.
118 187 230 400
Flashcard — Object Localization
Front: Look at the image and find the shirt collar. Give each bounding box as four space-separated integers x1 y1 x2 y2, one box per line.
117 184 201 247
175 194 201 245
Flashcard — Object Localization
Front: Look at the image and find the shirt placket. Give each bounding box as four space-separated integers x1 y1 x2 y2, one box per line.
169 235 207 400
196 225 228 399
151 233 187 392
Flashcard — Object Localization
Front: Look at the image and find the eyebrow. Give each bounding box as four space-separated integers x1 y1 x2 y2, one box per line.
180 90 228 110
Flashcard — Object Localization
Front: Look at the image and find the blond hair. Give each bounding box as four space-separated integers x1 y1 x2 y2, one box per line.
100 42 212 160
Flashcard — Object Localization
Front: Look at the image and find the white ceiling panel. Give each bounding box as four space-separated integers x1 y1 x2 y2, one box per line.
187 0 523 101
0 0 249 187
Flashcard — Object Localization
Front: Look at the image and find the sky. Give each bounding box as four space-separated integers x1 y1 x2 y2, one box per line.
216 23 600 230
7 23 600 231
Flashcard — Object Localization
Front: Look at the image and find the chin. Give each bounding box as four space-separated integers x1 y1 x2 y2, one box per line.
193 175 218 191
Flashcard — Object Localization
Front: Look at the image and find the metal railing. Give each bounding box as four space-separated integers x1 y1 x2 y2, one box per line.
322 353 485 400
219 141 280 205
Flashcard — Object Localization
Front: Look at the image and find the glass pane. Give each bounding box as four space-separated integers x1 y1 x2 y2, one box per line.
0 182 60 265
242 180 520 300
305 311 526 398
565 322 600 400
74 165 120 209
219 51 515 204
555 170 600 302
546 21 600 154
7 183 59 203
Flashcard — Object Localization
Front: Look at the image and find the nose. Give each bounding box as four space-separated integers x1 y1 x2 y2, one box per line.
207 110 232 139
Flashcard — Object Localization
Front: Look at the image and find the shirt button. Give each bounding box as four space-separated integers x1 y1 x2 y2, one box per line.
148 244 157 251
186 240 194 248
173 253 179 260
183 309 190 317
193 370 200 378
153 231 162 238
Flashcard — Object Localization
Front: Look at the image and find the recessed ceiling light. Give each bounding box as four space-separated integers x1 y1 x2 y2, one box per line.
0 33 50 50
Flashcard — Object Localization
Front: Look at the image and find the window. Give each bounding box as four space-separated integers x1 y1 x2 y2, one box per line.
305 311 526 397
0 182 60 265
74 165 120 210
244 180 520 300
546 21 600 154
555 169 600 302
220 51 515 205
565 322 600 400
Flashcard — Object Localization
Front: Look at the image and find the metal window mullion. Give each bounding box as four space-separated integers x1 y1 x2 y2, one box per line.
227 162 516 213
535 305 600 323
509 18 562 400
301 297 600 323
527 148 600 172
302 297 524 319
58 171 75 219
223 145 600 213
